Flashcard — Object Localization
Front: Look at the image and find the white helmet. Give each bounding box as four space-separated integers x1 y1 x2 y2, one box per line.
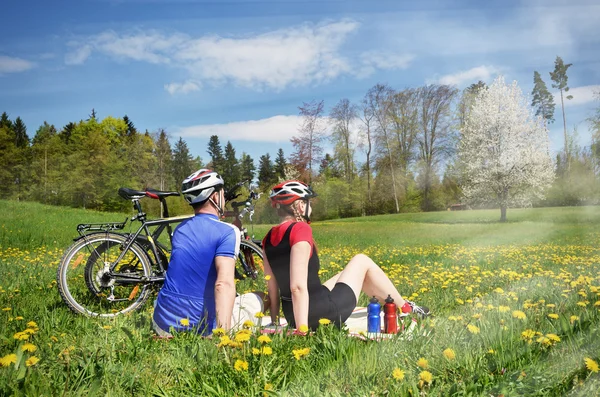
182 169 224 205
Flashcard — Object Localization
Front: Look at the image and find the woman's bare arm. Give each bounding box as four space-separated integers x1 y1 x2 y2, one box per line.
289 241 311 329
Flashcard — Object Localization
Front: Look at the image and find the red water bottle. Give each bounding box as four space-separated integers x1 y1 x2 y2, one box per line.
383 295 398 334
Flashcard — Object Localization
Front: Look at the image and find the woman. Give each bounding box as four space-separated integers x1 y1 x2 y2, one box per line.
262 180 430 331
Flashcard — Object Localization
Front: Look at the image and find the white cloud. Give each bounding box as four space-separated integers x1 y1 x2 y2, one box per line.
65 44 92 65
554 85 600 107
358 51 414 78
64 20 415 92
164 80 201 95
176 115 303 142
432 65 500 86
0 56 35 73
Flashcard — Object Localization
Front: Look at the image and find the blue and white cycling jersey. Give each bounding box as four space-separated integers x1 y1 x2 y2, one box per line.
153 213 240 335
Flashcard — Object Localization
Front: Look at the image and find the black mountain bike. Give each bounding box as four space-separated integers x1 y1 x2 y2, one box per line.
56 183 264 318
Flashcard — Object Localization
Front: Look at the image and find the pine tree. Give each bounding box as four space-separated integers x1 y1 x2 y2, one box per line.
258 153 276 191
13 117 29 148
172 137 194 188
59 122 76 144
531 71 555 124
223 141 241 185
274 148 287 180
0 112 12 130
154 129 172 191
123 115 137 139
550 56 573 167
207 135 225 175
240 153 255 182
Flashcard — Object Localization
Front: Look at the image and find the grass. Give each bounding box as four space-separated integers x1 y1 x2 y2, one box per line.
1 199 599 396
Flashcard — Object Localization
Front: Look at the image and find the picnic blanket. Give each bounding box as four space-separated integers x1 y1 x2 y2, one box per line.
262 306 419 341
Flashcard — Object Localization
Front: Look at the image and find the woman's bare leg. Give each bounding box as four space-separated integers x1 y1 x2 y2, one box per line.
334 254 406 306
323 272 342 290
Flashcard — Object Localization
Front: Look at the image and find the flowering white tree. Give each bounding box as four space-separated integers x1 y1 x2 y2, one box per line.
458 76 554 222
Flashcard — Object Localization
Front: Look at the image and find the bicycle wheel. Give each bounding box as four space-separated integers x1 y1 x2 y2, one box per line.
57 233 152 317
235 240 265 293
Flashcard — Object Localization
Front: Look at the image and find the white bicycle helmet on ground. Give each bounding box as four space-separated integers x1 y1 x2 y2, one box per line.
182 169 224 205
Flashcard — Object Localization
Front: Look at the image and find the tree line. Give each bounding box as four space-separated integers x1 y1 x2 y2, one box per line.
1 56 599 221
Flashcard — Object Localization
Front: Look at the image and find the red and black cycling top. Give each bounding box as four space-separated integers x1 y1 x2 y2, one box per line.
263 221 343 329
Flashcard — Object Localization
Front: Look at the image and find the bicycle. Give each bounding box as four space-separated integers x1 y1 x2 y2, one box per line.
56 182 264 318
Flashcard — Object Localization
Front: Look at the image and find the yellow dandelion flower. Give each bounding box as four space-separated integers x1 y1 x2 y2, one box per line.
252 347 260 355
494 288 504 294
521 329 536 340
548 313 559 319
584 358 599 373
512 310 527 320
26 321 38 328
537 336 551 346
298 325 309 334
23 328 37 335
455 298 464 305
443 348 456 360
318 318 331 325
419 370 433 384
217 335 231 348
570 315 579 324
234 359 248 371
2 307 11 311
0 354 17 367
546 334 560 343
255 311 265 318
21 343 37 352
546 303 556 309
102 325 112 330
392 368 405 380
243 320 254 328
417 357 428 369
261 346 273 355
212 328 226 336
577 301 588 307
264 383 274 392
179 318 190 327
258 335 272 344
15 316 24 320
25 356 39 367
487 349 495 354
467 324 480 334
50 336 58 342
594 301 600 307
472 313 482 320
234 332 251 343
498 306 510 313
13 332 29 341
292 347 310 360
264 275 271 281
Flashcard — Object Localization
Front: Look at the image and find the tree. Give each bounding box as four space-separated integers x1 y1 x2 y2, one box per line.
258 153 276 191
240 153 256 182
388 88 420 191
366 84 400 213
223 141 241 185
358 92 375 211
274 148 287 181
458 76 554 222
172 137 194 188
549 56 573 168
30 122 60 202
589 90 600 175
329 98 358 182
123 115 137 139
290 100 326 183
531 71 555 125
154 129 172 191
417 84 458 211
457 81 486 129
13 117 29 148
207 135 225 175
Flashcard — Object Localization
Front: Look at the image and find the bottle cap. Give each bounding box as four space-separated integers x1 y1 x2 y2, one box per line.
370 296 379 304
385 295 394 304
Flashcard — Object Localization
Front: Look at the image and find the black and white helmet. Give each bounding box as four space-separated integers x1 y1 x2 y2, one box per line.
181 169 224 205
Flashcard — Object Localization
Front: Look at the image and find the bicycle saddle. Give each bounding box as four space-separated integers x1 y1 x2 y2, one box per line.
118 187 180 201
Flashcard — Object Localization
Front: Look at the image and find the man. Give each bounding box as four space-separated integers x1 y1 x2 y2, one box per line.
153 169 242 336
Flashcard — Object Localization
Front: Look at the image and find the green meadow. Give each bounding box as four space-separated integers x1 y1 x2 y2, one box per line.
1 200 599 396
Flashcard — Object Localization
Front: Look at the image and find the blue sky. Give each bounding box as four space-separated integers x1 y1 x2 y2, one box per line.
1 0 599 166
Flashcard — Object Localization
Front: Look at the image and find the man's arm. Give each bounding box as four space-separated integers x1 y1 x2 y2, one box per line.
214 255 236 330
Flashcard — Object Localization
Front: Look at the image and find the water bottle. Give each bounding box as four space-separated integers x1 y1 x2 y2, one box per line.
367 296 381 334
383 295 398 334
